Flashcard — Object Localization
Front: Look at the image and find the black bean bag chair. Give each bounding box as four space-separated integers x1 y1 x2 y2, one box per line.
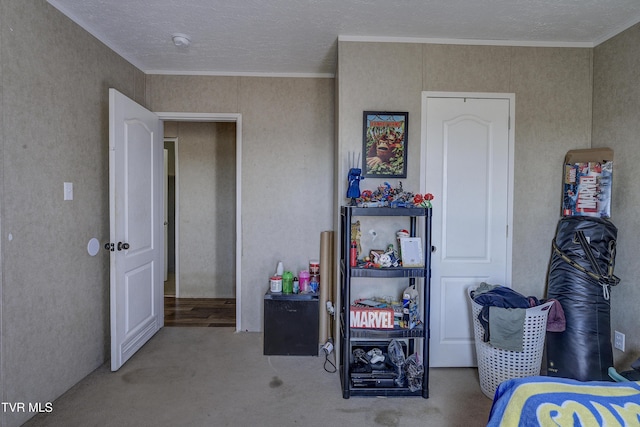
546 216 620 381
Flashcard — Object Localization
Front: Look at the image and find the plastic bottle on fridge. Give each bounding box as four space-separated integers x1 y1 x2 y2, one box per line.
282 271 293 294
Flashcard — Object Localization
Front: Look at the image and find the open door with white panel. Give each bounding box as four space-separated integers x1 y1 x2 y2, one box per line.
109 88 164 371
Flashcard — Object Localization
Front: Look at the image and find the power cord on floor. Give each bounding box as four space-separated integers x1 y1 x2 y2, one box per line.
323 344 336 373
322 304 337 373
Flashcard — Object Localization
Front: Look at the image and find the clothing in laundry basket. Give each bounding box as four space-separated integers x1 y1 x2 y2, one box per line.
473 284 538 351
472 283 536 309
541 298 565 332
488 307 526 351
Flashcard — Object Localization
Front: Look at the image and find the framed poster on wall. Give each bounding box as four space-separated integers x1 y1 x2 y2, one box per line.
362 111 408 178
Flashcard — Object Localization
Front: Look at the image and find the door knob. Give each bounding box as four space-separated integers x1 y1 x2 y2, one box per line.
117 242 130 251
432 245 437 253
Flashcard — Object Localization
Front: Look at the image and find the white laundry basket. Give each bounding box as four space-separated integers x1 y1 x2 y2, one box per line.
468 288 554 399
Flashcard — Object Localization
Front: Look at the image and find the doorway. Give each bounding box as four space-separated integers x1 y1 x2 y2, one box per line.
157 112 243 331
422 92 514 367
164 138 177 296
163 121 237 325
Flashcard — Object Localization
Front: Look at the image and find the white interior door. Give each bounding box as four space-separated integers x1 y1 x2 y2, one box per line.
109 88 164 371
423 93 513 367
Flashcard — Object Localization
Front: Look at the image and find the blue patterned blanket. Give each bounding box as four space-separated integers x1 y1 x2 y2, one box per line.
487 376 640 426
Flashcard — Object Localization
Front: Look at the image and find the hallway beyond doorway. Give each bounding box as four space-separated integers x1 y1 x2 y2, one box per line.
164 272 176 296
164 296 235 327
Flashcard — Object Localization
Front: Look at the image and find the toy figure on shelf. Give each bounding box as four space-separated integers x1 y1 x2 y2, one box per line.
346 152 364 205
356 181 416 208
379 245 400 268
377 182 392 202
350 220 362 258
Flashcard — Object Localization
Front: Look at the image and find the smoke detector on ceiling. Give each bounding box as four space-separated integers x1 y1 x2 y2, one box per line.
172 33 191 47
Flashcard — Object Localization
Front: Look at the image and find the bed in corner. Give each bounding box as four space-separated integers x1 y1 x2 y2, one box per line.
487 376 640 426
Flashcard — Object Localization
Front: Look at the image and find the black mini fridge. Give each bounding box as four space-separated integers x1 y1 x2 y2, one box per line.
263 291 319 356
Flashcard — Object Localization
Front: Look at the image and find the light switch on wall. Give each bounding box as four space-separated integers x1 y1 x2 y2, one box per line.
64 182 73 200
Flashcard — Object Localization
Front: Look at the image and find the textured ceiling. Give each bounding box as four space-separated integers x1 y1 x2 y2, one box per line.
48 0 640 77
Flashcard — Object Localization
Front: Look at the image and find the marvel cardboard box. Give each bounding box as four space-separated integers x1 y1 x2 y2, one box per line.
350 306 395 329
562 148 613 218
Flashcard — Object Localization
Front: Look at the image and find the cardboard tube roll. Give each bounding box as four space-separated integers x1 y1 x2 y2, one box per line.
319 230 334 345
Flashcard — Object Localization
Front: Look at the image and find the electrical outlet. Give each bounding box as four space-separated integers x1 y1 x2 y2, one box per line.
614 331 625 352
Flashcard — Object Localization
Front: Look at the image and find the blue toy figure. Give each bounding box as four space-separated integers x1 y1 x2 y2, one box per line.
346 152 364 204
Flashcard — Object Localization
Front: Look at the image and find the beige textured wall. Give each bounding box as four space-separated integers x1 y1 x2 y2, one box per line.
507 47 593 298
175 121 236 298
593 23 640 367
148 75 335 331
338 41 593 300
1 2 145 426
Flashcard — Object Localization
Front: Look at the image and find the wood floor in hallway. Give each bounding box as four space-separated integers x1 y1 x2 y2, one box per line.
164 297 236 327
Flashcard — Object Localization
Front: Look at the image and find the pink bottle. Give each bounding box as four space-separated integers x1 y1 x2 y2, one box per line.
298 270 310 292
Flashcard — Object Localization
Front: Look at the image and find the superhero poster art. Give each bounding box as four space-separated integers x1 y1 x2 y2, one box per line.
362 111 408 178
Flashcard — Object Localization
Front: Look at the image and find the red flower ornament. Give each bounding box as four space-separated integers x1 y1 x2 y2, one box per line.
414 193 434 208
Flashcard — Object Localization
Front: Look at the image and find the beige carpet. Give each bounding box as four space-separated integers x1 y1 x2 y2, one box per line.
23 328 493 427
